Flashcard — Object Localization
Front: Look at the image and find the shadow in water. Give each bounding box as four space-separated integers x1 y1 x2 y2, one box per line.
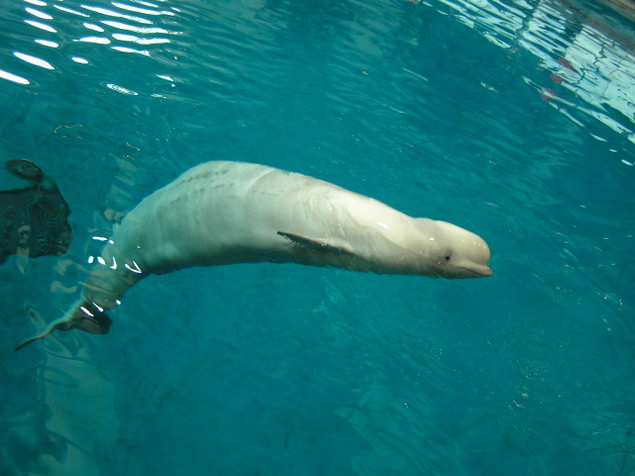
0 160 72 266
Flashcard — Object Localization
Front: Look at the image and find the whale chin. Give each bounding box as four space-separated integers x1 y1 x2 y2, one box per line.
463 265 494 278
434 262 493 279
437 269 492 279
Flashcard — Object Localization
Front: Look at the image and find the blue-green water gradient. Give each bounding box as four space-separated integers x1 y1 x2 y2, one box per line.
1 0 634 474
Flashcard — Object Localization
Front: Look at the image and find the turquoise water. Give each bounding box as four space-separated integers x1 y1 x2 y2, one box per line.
1 0 634 474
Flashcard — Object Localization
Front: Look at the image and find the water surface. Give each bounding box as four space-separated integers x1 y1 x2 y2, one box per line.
1 0 634 474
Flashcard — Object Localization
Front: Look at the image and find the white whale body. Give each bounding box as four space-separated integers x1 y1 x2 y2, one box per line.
15 161 492 350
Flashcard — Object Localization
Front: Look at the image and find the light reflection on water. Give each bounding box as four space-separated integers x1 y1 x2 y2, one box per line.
420 0 634 145
2 0 631 145
1 0 181 93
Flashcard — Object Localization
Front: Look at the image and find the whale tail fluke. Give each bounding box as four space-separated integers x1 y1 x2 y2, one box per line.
14 299 113 351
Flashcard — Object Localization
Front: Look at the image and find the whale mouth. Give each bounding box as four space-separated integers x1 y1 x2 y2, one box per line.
465 266 493 277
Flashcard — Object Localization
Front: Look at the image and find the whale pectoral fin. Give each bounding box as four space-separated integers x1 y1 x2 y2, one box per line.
277 231 355 255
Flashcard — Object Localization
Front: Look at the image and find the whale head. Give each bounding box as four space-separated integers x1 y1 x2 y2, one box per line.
418 219 493 279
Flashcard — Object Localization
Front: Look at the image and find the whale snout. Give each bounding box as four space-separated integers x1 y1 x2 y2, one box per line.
460 236 493 278
462 262 493 277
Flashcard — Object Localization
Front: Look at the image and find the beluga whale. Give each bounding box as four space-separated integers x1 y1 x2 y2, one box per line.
15 161 492 350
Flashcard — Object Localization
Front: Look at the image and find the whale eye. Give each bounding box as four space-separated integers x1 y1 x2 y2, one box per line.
435 251 452 266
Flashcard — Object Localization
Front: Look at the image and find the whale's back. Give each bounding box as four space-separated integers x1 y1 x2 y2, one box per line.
109 162 360 273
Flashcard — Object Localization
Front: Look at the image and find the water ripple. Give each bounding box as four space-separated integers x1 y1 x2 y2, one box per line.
0 69 30 85
13 51 54 70
24 19 58 33
424 0 635 146
25 7 54 20
0 0 183 96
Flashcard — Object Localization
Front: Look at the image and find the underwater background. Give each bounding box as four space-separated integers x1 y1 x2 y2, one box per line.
1 0 634 474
